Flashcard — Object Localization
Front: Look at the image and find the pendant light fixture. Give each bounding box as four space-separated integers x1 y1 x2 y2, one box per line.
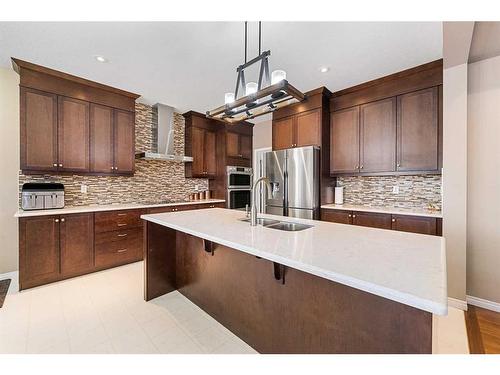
207 22 306 123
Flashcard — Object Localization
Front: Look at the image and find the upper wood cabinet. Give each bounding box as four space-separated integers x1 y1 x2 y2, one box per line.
397 87 439 172
226 131 252 160
114 110 135 174
188 125 217 178
272 108 321 150
360 97 397 173
57 96 90 172
329 60 442 177
20 88 58 172
330 106 360 174
15 58 139 176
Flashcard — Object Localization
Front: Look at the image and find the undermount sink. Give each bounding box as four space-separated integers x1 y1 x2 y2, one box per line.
240 217 313 232
264 221 313 232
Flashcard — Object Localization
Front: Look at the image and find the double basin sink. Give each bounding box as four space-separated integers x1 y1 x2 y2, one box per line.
240 217 313 232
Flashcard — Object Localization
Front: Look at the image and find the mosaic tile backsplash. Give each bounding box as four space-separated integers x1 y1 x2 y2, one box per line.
19 103 208 207
336 175 442 210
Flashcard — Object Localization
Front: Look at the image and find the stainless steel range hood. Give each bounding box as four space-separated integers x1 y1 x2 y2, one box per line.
135 103 193 162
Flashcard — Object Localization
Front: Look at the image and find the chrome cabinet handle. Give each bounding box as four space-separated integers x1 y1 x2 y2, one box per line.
117 249 127 253
117 233 128 237
117 213 127 216
117 223 127 227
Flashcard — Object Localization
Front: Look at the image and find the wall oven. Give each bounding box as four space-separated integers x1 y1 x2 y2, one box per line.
227 166 252 210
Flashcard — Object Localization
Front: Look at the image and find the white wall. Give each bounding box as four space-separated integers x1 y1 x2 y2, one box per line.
467 55 500 303
442 63 468 302
252 120 272 150
0 67 20 274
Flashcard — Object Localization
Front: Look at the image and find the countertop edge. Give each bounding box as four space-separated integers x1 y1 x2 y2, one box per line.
141 212 448 316
321 204 443 218
14 199 226 218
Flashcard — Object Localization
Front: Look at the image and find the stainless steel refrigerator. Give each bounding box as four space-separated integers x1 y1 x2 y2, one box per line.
264 146 320 219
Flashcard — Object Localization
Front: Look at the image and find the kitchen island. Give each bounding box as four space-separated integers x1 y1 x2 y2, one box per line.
141 208 447 354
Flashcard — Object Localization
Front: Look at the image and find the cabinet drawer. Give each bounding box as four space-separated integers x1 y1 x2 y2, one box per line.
321 209 353 224
391 215 437 235
95 209 144 233
95 235 143 268
95 227 141 245
352 212 392 230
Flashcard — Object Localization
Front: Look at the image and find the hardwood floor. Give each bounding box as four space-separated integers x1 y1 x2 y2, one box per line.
465 305 500 354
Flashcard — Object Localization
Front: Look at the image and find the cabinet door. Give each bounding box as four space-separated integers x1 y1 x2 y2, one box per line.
226 132 240 158
19 216 60 289
360 98 396 173
330 107 360 174
391 215 437 235
204 130 217 176
20 88 58 171
58 96 90 172
321 209 353 224
352 211 392 229
296 109 321 147
90 104 114 173
191 127 205 176
240 134 253 159
60 213 94 276
273 116 294 150
114 110 135 174
397 87 439 172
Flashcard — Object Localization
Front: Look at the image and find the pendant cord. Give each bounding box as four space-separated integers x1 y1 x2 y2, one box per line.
258 21 262 56
244 21 248 64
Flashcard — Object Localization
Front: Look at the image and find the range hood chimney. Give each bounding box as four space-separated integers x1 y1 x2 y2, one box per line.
135 103 193 162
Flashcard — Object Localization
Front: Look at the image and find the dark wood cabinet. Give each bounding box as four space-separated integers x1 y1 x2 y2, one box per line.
20 88 58 172
189 127 216 178
19 215 60 290
391 215 437 235
90 104 114 173
321 209 353 224
352 211 392 229
272 108 322 150
330 107 360 174
58 96 90 172
227 132 252 160
397 87 439 172
360 98 396 173
114 110 135 174
60 213 94 277
15 58 139 176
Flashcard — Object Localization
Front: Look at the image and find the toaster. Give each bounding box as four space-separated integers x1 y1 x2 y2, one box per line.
21 183 65 210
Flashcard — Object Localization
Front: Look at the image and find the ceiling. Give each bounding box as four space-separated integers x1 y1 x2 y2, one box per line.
0 22 442 119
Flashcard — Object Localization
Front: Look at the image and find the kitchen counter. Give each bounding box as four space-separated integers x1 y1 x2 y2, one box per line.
321 203 442 218
14 199 226 218
141 208 447 315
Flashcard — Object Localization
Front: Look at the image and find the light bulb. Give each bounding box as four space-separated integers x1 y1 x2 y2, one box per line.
271 70 286 84
245 82 258 96
224 92 235 104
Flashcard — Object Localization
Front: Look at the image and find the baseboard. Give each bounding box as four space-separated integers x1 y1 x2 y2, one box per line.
467 295 500 313
0 270 19 294
448 297 468 311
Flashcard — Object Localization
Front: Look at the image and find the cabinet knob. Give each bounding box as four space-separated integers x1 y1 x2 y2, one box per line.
58 164 63 167
60 218 65 222
348 214 352 218
397 163 401 168
392 218 396 222
53 163 58 167
355 165 359 169
352 214 356 218
360 165 364 169
54 219 59 223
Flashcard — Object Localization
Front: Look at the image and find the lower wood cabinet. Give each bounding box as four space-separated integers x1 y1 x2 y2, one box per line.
147 202 226 214
19 213 94 290
321 209 441 236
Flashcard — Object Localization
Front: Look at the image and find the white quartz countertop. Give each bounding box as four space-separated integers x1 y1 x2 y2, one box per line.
14 199 226 218
141 208 447 315
321 203 442 218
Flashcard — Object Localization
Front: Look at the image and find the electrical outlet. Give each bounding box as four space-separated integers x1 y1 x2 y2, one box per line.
195 185 199 191
81 184 88 194
392 186 399 194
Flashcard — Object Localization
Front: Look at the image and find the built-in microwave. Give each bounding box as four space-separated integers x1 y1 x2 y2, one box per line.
227 166 252 189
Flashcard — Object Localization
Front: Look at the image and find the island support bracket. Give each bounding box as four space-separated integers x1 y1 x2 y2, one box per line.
203 239 215 256
273 262 286 285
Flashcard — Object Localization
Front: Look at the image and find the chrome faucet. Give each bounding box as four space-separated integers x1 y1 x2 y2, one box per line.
251 176 272 226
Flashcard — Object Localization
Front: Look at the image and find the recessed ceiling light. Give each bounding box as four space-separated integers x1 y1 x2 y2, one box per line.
319 67 330 73
94 55 108 63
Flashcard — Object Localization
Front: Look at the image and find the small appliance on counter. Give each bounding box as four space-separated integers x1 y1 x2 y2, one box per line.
21 183 65 210
334 185 344 205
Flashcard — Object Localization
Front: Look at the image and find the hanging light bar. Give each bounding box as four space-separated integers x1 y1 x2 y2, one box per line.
206 22 306 124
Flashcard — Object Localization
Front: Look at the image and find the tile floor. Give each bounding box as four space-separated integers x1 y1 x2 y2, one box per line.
0 261 468 354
